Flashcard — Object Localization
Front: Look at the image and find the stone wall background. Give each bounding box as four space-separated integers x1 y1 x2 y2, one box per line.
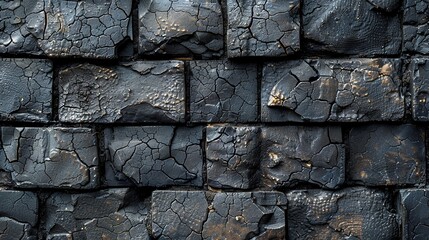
0 0 427 239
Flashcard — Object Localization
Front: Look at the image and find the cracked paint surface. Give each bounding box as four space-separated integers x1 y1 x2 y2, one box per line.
349 124 425 186
190 60 258 123
303 0 401 55
104 126 203 187
262 59 404 122
0 58 52 122
261 126 345 189
227 0 300 57
287 188 398 240
0 190 38 240
0 0 132 58
206 125 260 189
42 188 149 240
409 58 429 121
400 189 429 240
139 0 223 59
404 0 429 54
59 61 185 123
0 127 99 189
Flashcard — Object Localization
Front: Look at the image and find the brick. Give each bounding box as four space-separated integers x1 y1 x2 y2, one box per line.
404 0 429 54
287 188 398 240
0 127 99 189
104 126 203 187
349 124 425 186
410 58 429 121
42 188 149 240
0 58 52 122
227 0 300 57
400 189 429 240
303 0 401 55
138 0 223 59
262 59 404 122
0 0 132 58
190 60 258 123
59 61 185 123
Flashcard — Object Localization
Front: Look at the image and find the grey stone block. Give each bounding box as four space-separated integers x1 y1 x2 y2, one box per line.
349 124 426 186
42 188 149 240
0 0 132 58
287 188 399 240
410 58 429 121
400 189 429 240
59 61 185 123
227 0 300 57
303 0 401 55
138 0 223 59
104 126 203 187
0 127 99 189
262 59 404 122
190 60 258 123
0 190 38 240
404 0 429 54
261 126 345 189
0 58 52 122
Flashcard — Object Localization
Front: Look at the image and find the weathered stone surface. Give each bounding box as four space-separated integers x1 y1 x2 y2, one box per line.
139 0 223 59
0 127 99 189
0 190 38 240
0 58 52 122
206 125 260 189
190 60 258 123
0 0 132 58
303 0 401 55
227 0 300 57
349 124 425 186
59 61 185 123
400 189 429 240
261 126 344 189
104 126 203 187
42 188 149 240
404 0 429 54
262 59 404 122
410 58 429 121
287 188 399 240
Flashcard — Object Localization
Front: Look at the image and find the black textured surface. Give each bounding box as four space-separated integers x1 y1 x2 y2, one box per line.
400 189 429 240
410 58 429 121
404 0 429 54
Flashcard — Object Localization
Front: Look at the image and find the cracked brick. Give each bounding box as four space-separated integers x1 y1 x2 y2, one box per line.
42 188 149 240
261 126 345 189
104 126 203 187
227 0 300 57
409 58 429 121
399 189 429 240
190 60 258 123
0 58 52 122
287 188 399 240
303 0 401 55
404 0 429 54
262 59 404 122
0 127 99 189
0 0 132 58
59 61 185 123
349 124 426 186
138 0 223 59
0 189 38 240
206 125 261 189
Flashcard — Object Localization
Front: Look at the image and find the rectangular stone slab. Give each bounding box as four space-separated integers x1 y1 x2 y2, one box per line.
399 189 429 240
404 0 429 54
409 58 429 121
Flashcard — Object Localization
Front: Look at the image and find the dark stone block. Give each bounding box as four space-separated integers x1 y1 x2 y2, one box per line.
262 59 404 122
0 127 99 189
0 58 52 122
104 126 203 187
404 0 429 54
261 126 345 189
42 188 149 240
287 188 399 240
0 0 132 58
227 0 300 57
190 60 258 123
59 61 185 123
400 189 429 240
349 124 425 186
138 0 223 59
410 58 429 121
303 0 401 55
0 190 38 240
206 125 261 189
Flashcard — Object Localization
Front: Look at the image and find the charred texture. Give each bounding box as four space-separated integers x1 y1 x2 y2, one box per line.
227 0 300 57
410 58 429 121
190 60 258 123
138 0 223 59
404 0 429 54
59 61 185 123
262 59 404 122
348 124 426 186
400 189 429 240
